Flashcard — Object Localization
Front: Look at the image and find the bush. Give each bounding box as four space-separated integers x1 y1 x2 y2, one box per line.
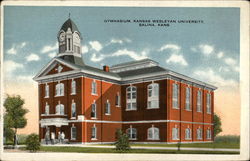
114 129 130 152
215 135 240 144
25 133 40 152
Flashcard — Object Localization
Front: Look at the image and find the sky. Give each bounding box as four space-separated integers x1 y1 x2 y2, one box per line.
3 6 240 135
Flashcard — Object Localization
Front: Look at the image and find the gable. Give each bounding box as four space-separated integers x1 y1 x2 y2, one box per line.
45 62 74 76
34 58 80 81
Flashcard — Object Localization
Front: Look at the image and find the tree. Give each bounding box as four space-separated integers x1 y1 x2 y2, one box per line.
114 129 130 152
4 114 15 144
213 113 222 137
26 133 40 152
4 95 28 148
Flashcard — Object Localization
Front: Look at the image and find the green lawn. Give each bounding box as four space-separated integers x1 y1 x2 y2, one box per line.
20 146 239 154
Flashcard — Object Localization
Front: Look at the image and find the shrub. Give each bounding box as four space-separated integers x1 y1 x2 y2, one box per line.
114 129 130 152
215 135 240 144
25 133 40 152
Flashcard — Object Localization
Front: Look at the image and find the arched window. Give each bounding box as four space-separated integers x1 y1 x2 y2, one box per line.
45 84 49 98
126 86 137 110
71 80 76 95
197 128 203 140
206 128 211 139
91 80 97 95
147 83 159 109
126 126 137 140
105 100 111 115
185 128 192 140
197 90 202 112
147 126 159 140
91 124 97 139
56 82 64 96
71 101 76 118
172 125 179 140
185 87 191 110
56 103 64 115
206 93 211 114
91 101 97 118
172 83 179 109
45 102 49 115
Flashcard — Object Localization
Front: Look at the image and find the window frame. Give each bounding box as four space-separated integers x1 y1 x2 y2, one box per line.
115 93 121 107
91 125 97 140
185 128 192 140
147 126 160 140
71 126 76 140
197 90 202 112
147 83 159 109
206 129 212 139
91 101 97 118
172 127 179 140
105 100 111 115
172 83 179 109
45 102 49 115
185 87 191 111
91 80 97 95
126 127 137 140
71 102 76 118
197 128 203 140
126 86 137 111
206 93 211 114
45 84 49 98
56 103 64 115
55 82 64 97
71 79 76 95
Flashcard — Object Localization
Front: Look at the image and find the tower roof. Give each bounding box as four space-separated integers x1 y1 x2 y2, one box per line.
60 18 80 33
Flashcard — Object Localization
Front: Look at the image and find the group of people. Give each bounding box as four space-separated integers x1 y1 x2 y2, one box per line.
45 131 65 145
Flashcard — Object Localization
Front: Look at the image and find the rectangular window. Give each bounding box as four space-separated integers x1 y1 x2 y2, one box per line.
91 80 97 95
115 93 121 107
206 93 211 114
126 86 137 110
197 90 202 112
45 84 49 98
45 103 49 115
91 103 97 118
71 103 76 118
172 83 179 109
185 87 191 110
197 128 203 140
71 80 76 95
91 126 97 139
105 101 111 115
71 126 76 140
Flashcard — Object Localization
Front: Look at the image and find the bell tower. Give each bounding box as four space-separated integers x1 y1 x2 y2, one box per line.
57 16 84 65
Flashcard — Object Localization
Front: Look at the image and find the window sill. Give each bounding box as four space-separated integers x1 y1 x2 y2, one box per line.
172 138 180 140
105 113 111 116
71 93 76 95
91 138 98 140
91 93 98 96
207 112 211 114
197 111 202 113
44 96 49 98
125 109 137 111
71 138 76 140
185 109 192 111
54 95 64 97
129 138 137 140
116 105 121 107
147 138 160 140
91 117 97 119
185 138 192 140
197 138 203 140
172 107 180 110
147 107 159 109
70 117 76 120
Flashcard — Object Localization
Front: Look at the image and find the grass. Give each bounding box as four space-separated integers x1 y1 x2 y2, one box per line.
19 146 239 154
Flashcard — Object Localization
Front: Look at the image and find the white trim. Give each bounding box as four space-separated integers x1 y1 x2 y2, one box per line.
65 119 213 125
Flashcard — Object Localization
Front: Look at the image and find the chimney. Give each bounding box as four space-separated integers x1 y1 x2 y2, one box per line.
103 65 110 72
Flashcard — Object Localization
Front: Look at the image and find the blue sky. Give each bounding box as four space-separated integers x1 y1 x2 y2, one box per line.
3 6 240 89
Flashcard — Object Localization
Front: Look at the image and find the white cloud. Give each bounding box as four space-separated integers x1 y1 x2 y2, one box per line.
89 41 103 52
26 53 40 62
48 52 57 58
81 45 89 54
7 47 17 55
109 38 131 45
90 53 106 62
4 60 24 74
191 44 214 56
199 44 214 55
6 42 27 55
219 66 230 72
234 66 239 72
224 57 236 66
166 54 188 66
217 52 224 59
111 49 148 60
193 68 238 89
158 44 181 52
41 42 58 53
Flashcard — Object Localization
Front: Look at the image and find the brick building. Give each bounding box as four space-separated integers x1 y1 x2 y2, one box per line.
34 18 217 144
